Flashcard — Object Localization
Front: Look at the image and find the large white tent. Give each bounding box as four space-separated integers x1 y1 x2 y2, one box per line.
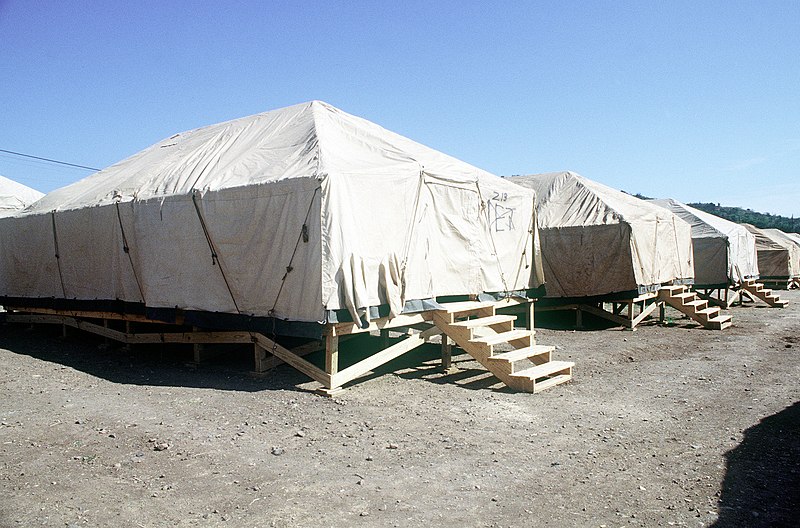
649 199 759 287
509 172 694 298
0 175 43 217
0 101 543 330
742 224 800 282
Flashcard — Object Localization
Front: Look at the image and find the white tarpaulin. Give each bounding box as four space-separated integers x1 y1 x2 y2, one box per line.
649 199 759 286
509 172 694 298
0 101 543 324
742 224 800 280
0 175 43 217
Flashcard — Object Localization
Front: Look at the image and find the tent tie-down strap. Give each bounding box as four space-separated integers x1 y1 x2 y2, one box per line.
266 186 321 353
191 192 242 316
50 211 67 298
114 202 147 303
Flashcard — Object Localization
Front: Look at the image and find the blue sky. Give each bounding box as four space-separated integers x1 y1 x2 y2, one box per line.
1 1 798 215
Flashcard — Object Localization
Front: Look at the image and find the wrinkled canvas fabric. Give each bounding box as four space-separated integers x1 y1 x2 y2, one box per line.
0 101 543 323
649 199 759 286
510 172 694 298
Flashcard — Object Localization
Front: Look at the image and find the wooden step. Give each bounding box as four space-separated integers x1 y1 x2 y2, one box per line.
671 292 696 301
450 314 516 328
488 345 553 363
661 285 686 294
471 329 532 347
696 307 719 317
684 299 707 308
437 301 497 315
532 374 573 393
708 315 732 330
512 360 574 380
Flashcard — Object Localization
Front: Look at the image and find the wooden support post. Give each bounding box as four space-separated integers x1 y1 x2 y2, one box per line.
191 326 224 364
61 323 67 339
122 321 132 352
193 339 204 363
441 335 458 374
659 302 666 323
526 300 535 330
101 319 110 348
253 342 269 373
380 328 390 348
325 334 339 376
317 334 343 397
575 307 583 329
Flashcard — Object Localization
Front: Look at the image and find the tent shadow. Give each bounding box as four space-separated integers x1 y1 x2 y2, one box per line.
0 324 311 393
331 338 513 393
535 309 633 331
712 401 800 527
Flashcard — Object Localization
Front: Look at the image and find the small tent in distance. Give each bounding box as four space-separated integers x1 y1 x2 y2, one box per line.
742 224 800 289
0 175 43 217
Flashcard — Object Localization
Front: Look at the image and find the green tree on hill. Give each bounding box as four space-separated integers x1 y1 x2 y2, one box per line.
688 203 799 234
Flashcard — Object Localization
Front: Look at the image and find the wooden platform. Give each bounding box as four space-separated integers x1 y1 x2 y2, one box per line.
535 292 660 330
533 284 736 331
2 297 571 395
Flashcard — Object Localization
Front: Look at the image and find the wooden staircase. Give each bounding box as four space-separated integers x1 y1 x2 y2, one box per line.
741 279 789 307
432 301 573 393
658 285 732 330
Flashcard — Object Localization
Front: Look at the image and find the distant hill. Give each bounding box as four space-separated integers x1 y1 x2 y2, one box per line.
623 192 799 233
687 203 799 234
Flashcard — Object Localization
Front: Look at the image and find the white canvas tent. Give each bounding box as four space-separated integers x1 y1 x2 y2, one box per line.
649 199 759 287
0 175 43 217
0 101 543 330
509 172 694 298
742 224 800 281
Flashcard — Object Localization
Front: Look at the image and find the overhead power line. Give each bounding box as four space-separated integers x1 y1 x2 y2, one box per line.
0 148 100 172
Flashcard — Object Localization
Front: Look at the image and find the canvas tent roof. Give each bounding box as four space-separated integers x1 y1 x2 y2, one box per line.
784 231 800 247
0 175 43 217
509 172 694 298
0 101 543 329
649 199 759 286
742 224 800 280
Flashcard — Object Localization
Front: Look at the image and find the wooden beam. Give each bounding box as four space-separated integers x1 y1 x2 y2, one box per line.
330 312 430 337
127 331 253 344
253 333 330 386
630 300 658 327
330 326 441 389
6 306 166 324
253 341 320 373
576 303 633 328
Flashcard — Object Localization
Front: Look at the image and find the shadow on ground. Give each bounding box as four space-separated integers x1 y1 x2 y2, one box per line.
713 401 800 527
534 309 628 331
0 324 452 394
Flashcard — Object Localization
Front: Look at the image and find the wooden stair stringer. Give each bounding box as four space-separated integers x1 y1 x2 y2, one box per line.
658 286 732 330
741 280 789 308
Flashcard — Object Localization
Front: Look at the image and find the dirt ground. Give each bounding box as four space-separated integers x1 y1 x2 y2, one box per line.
1 292 798 528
